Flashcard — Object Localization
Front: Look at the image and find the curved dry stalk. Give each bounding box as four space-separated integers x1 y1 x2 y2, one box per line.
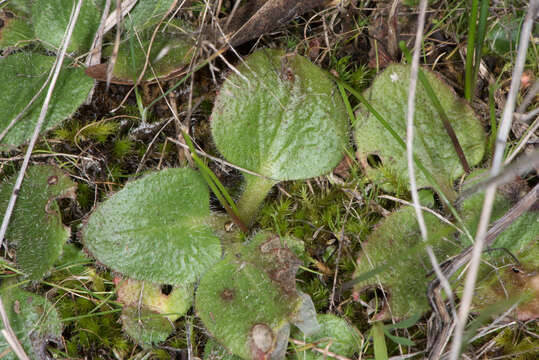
405 0 456 350
0 1 84 357
0 297 29 360
449 2 539 359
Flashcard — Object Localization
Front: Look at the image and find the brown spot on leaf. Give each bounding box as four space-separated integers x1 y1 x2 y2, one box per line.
220 288 235 301
13 300 20 314
250 323 274 357
47 175 58 185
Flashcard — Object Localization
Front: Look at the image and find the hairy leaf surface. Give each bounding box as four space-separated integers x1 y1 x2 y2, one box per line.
0 165 75 279
82 168 221 285
211 48 348 181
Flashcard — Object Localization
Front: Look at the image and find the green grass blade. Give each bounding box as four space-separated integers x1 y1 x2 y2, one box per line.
180 130 247 232
473 0 490 87
465 0 480 101
400 42 471 174
372 322 389 360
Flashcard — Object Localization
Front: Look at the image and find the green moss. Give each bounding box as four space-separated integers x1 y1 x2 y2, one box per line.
494 328 539 360
113 137 135 158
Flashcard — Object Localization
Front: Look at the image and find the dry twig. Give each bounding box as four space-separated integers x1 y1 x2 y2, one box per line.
449 2 539 358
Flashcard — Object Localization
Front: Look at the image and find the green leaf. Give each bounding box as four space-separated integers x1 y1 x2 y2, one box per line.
211 48 348 181
486 15 539 57
382 328 414 346
121 306 174 348
354 64 485 193
352 207 458 319
125 0 176 33
54 243 91 276
111 31 193 82
0 283 62 359
32 0 103 53
290 314 361 360
117 278 193 347
0 165 76 280
82 167 221 285
196 233 304 359
203 338 243 360
383 312 421 330
460 185 539 320
371 322 388 360
0 10 35 49
116 278 193 321
0 53 94 148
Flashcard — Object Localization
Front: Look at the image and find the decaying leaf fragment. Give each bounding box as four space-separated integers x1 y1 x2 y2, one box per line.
116 278 193 347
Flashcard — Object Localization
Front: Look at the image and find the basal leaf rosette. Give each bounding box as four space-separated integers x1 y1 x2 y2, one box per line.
82 168 221 285
354 64 486 195
196 233 306 360
210 48 349 225
352 207 458 319
0 165 76 279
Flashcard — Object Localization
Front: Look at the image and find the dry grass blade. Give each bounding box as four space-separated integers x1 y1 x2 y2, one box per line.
0 297 29 360
219 0 326 47
428 182 538 358
449 2 539 358
106 0 123 89
0 0 84 355
86 0 112 67
404 3 456 358
102 0 138 35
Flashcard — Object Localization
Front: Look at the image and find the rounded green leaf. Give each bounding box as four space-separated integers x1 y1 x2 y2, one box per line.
117 278 193 321
82 168 221 285
196 233 303 359
0 165 76 280
111 33 193 82
352 207 458 319
354 64 486 192
211 48 348 181
0 284 62 359
0 53 94 148
32 0 103 53
291 314 361 360
117 278 193 347
121 306 175 348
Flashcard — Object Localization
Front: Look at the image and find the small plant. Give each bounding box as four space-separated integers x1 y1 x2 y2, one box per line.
211 48 349 225
78 49 351 358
